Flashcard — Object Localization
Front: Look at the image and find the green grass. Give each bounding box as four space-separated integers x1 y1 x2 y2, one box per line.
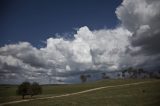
1 79 160 106
0 85 17 97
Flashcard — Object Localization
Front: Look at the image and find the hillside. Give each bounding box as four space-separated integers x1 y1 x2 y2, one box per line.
0 79 160 106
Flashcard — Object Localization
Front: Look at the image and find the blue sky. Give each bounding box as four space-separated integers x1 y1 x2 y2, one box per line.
0 0 122 47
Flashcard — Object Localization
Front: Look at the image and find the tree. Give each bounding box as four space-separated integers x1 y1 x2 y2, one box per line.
30 82 42 97
122 70 127 78
138 68 144 74
117 73 121 78
102 73 106 79
101 72 110 79
86 74 91 78
127 67 133 75
17 82 42 99
80 74 87 83
17 82 31 99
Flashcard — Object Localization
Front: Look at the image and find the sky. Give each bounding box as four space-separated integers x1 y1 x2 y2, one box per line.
0 0 122 47
0 0 160 84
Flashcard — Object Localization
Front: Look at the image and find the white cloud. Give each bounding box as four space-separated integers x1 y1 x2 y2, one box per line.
0 26 131 83
116 0 160 32
1 0 160 84
116 0 160 69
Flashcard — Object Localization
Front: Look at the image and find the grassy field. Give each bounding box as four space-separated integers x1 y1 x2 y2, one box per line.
0 79 160 106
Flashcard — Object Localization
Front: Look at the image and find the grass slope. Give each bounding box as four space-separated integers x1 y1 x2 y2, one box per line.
1 79 160 106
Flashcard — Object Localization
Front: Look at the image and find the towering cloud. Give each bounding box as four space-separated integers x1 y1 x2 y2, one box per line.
0 0 160 84
116 0 160 69
0 26 131 84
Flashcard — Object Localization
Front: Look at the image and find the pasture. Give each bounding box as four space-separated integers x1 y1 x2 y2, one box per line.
0 79 160 106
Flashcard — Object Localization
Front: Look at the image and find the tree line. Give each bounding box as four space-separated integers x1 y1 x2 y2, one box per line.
79 67 160 83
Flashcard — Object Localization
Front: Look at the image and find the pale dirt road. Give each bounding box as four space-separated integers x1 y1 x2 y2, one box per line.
0 80 159 106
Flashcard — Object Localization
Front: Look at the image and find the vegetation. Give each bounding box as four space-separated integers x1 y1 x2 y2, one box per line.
122 67 160 79
80 74 91 83
17 82 42 99
1 79 159 106
0 79 146 103
30 82 42 97
80 74 87 83
101 72 110 79
0 79 160 106
17 82 31 99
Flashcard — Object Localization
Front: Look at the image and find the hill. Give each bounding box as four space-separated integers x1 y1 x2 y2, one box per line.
0 79 160 106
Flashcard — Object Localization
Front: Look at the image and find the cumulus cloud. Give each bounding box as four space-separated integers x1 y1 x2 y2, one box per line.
0 26 131 84
116 0 160 54
116 0 160 69
1 0 160 84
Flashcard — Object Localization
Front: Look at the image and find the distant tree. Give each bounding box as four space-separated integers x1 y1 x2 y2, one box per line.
86 74 91 78
101 73 110 79
102 73 106 79
122 70 127 78
30 82 42 97
80 74 87 83
138 68 144 74
128 67 133 71
17 82 31 99
127 67 133 75
117 73 121 78
137 68 144 78
122 73 125 78
126 67 138 78
149 71 160 79
17 82 42 99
